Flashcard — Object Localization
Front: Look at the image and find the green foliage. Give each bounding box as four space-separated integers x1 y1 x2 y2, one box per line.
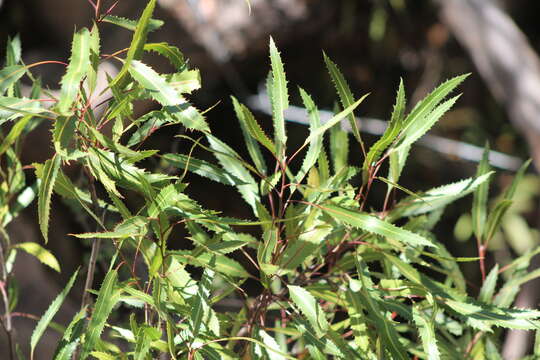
0 2 538 359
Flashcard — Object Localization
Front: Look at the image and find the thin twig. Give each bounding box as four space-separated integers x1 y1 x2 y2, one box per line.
80 171 104 310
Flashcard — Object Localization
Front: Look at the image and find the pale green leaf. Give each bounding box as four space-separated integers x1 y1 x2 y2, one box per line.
303 94 369 148
363 78 405 181
87 25 100 93
129 60 185 106
0 114 33 156
484 200 513 243
400 74 468 136
53 116 77 156
388 173 493 221
102 15 163 32
73 216 147 240
15 242 60 272
323 52 362 143
206 134 259 212
80 270 121 359
393 94 461 152
144 42 185 70
164 104 209 132
479 264 499 304
167 69 200 94
89 352 116 360
413 305 441 360
232 96 268 175
0 65 25 95
37 156 61 243
31 269 79 360
503 159 532 200
472 143 491 240
162 153 246 186
57 28 91 114
174 252 249 278
109 0 156 88
0 96 45 125
269 37 288 153
258 329 286 360
295 88 323 188
322 203 435 247
288 285 329 337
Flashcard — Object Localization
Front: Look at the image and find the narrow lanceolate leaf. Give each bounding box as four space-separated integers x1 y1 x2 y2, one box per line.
167 70 201 94
503 158 531 200
101 15 163 32
388 143 410 185
232 97 276 155
0 65 25 95
258 329 286 360
134 326 161 360
483 200 513 243
321 204 435 248
479 264 499 304
164 104 209 132
303 94 369 147
363 79 405 181
87 25 101 93
73 216 147 240
296 88 323 183
15 242 60 272
162 153 247 186
351 276 408 360
31 269 79 360
52 308 87 360
37 156 61 243
394 94 461 152
144 43 185 70
288 285 329 337
444 299 540 330
206 134 260 212
0 96 44 124
0 114 33 156
231 96 268 175
279 219 331 270
129 60 184 106
174 251 250 278
110 0 156 88
323 52 361 143
393 74 468 150
269 37 288 153
80 270 121 360
406 74 468 127
413 305 441 360
388 173 493 221
5 34 22 66
330 125 348 174
57 28 91 114
472 143 491 240
53 116 77 156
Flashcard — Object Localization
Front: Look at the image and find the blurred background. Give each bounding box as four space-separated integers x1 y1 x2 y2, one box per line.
1 0 540 358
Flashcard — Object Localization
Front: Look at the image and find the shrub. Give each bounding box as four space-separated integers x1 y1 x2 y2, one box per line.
0 1 539 359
